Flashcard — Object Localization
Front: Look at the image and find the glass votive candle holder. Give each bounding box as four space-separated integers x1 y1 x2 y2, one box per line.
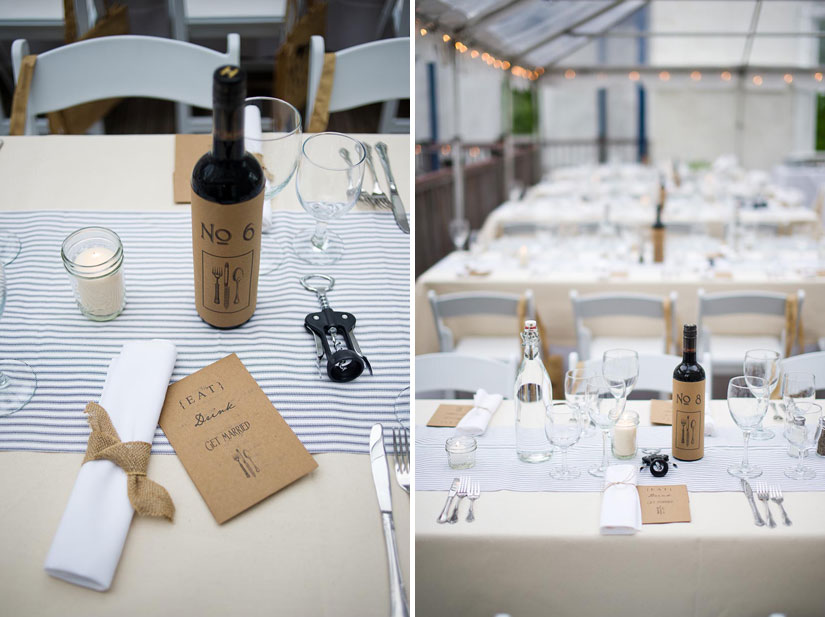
446 435 477 469
61 227 125 321
612 410 639 460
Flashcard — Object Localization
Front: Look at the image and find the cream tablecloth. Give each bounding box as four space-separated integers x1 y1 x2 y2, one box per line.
0 134 409 616
415 399 825 617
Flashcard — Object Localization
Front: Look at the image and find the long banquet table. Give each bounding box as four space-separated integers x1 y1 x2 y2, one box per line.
0 134 410 616
415 250 825 354
415 398 825 617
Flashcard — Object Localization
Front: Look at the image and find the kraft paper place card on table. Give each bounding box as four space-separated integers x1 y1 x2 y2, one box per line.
158 353 317 524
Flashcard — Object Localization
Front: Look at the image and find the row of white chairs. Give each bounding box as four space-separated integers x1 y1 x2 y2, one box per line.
416 350 825 399
9 33 409 135
428 288 806 376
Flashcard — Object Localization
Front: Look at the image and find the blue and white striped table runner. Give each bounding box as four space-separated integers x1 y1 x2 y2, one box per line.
0 211 409 454
416 425 825 492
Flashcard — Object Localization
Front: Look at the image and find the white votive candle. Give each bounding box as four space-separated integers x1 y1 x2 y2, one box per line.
518 245 529 268
61 227 126 321
612 411 639 459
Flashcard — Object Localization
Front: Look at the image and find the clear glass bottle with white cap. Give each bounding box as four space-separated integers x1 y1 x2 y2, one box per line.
514 320 553 462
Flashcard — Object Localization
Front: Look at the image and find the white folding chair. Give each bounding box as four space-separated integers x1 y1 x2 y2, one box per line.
499 222 553 237
697 289 805 374
569 351 713 401
570 290 679 362
428 289 534 363
306 35 409 133
415 353 517 399
781 351 825 390
11 33 240 135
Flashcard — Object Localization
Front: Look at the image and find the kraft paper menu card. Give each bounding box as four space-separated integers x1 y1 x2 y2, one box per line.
650 399 673 425
427 404 474 427
159 353 317 524
173 134 210 203
637 485 691 524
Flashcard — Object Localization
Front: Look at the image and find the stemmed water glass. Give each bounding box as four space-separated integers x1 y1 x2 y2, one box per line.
565 367 597 437
602 349 639 404
586 374 626 477
393 386 410 430
743 349 781 440
448 218 470 252
726 375 769 478
0 263 37 415
783 401 822 480
292 133 366 265
0 230 21 266
545 403 583 480
782 371 816 413
244 97 303 274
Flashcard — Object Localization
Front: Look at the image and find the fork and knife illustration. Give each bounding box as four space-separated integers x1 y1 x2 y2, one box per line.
211 262 244 308
232 448 260 479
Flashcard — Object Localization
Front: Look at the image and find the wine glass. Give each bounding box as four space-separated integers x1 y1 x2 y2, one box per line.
782 371 816 414
393 386 409 430
783 401 822 480
544 403 583 479
0 263 37 415
292 133 366 265
448 218 470 252
565 367 597 437
602 349 639 403
726 376 769 478
743 349 781 440
586 374 626 477
244 97 303 274
0 230 21 266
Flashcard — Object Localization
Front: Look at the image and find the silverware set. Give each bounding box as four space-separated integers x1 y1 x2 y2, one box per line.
437 476 481 524
345 141 409 234
742 479 792 527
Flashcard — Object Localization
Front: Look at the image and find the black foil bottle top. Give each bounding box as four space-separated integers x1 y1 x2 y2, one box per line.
683 323 697 350
213 65 246 108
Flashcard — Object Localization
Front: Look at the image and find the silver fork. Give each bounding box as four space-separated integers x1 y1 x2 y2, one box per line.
756 483 776 528
392 426 409 494
466 481 481 522
770 485 792 526
449 476 469 524
364 144 391 209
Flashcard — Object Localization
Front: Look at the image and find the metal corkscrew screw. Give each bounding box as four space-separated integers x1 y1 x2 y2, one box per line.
300 274 373 382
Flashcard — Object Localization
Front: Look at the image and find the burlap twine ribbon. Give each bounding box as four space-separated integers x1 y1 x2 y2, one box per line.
663 296 673 355
82 402 175 521
307 52 336 133
603 470 637 493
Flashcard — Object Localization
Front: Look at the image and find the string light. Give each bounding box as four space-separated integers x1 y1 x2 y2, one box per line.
471 50 479 59
440 144 451 156
659 71 670 81
434 29 536 80
415 144 422 155
564 69 576 79
690 71 701 81
628 71 640 81
442 34 451 42
816 73 823 82
502 61 511 70
783 73 793 84
536 67 544 75
419 28 427 36
721 71 731 81
752 75 763 86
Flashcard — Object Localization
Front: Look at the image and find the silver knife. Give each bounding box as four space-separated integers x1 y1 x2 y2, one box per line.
741 479 765 527
437 477 460 524
369 424 409 617
374 142 410 234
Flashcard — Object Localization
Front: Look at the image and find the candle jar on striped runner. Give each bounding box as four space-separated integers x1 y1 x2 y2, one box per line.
61 227 125 321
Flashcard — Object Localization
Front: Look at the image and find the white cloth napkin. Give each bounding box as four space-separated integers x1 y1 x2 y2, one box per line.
44 340 177 591
243 105 272 234
455 389 503 436
599 464 642 535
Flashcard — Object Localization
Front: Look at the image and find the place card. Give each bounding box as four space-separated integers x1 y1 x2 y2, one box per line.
637 485 691 524
650 399 673 425
427 404 474 427
159 353 318 524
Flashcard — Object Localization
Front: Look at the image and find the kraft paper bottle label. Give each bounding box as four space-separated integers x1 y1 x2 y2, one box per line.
671 379 705 460
191 189 263 328
652 228 665 263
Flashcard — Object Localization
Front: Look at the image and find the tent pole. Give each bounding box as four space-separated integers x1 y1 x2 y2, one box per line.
451 48 465 223
503 72 515 199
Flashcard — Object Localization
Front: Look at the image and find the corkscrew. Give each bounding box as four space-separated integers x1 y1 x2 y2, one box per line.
301 274 373 382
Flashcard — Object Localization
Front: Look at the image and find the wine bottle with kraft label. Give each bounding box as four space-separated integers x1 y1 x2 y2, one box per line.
672 324 705 460
191 65 264 328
